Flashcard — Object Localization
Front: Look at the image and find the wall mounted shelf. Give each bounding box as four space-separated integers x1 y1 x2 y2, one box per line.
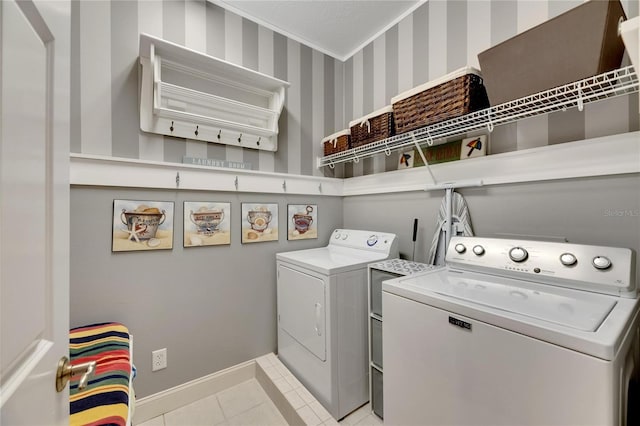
140 33 290 152
70 131 639 196
317 66 639 168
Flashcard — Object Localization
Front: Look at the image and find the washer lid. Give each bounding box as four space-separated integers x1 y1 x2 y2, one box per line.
421 271 616 332
382 268 640 360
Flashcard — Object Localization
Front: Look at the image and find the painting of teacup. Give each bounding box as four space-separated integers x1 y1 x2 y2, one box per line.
242 203 278 243
183 202 231 247
112 199 174 252
288 204 317 241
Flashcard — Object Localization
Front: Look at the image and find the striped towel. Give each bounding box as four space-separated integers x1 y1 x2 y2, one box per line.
69 322 132 426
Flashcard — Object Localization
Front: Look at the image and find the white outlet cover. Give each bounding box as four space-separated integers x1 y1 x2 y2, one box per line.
152 348 167 371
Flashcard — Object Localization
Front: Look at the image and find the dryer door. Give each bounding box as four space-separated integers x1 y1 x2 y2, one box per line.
278 264 326 361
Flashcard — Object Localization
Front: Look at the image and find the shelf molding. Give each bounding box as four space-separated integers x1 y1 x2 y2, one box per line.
70 131 639 196
342 131 640 196
70 154 343 196
318 66 639 169
139 33 289 152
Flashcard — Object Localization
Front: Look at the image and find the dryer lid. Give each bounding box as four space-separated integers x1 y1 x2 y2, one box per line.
277 246 391 275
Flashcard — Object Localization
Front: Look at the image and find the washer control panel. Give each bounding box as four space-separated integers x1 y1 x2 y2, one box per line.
330 229 399 256
447 236 636 297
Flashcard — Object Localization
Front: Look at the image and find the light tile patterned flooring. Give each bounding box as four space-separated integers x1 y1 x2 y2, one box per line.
135 379 382 426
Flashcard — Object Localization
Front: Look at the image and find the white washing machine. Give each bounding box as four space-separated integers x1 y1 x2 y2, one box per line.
383 236 639 426
277 229 398 420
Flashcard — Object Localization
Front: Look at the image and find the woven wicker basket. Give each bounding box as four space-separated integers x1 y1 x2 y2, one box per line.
392 67 490 135
349 106 394 148
322 129 351 156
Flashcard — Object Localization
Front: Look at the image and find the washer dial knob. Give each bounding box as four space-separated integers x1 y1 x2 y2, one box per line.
472 245 485 256
592 256 612 270
509 247 528 262
367 235 378 246
560 253 577 266
334 233 341 239
454 243 466 254
341 233 348 240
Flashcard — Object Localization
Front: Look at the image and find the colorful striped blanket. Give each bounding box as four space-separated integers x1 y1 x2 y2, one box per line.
69 322 132 426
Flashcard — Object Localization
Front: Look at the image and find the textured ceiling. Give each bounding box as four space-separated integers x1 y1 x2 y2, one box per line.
212 0 423 61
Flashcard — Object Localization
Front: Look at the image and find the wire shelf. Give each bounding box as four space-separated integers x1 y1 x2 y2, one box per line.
317 66 639 168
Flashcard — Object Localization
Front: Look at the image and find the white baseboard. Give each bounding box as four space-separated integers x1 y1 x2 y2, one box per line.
133 359 256 424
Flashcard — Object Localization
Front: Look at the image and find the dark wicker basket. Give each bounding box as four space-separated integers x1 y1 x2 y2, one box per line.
392 71 490 135
322 131 351 156
350 110 394 148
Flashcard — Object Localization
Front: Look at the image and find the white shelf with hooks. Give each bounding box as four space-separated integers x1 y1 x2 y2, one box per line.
140 33 290 152
317 66 639 168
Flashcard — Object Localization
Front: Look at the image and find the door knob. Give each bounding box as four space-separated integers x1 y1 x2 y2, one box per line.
56 356 96 392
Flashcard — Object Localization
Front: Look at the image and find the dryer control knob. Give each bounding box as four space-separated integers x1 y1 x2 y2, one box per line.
592 256 612 270
367 235 378 246
472 245 485 256
560 253 577 266
334 233 341 239
509 247 528 262
454 243 466 254
341 233 348 240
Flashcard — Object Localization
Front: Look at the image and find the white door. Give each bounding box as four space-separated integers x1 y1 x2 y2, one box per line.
1 1 70 424
277 265 327 361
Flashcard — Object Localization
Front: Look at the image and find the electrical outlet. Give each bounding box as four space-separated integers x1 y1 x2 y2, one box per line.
152 348 167 371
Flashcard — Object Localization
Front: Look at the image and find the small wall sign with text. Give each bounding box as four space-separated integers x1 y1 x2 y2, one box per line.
183 156 252 170
413 135 488 167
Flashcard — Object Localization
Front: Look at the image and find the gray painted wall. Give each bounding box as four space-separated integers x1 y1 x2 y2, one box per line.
344 174 640 282
70 187 342 397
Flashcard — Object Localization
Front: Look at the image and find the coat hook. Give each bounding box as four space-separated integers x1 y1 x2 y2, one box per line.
194 125 199 136
282 180 287 191
238 133 242 143
217 130 222 139
318 183 322 193
234 176 238 190
176 172 180 188
170 121 174 132
257 137 261 146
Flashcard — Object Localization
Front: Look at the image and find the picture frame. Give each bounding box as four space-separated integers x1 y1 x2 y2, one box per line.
241 203 278 243
112 200 174 252
287 204 318 241
183 202 231 247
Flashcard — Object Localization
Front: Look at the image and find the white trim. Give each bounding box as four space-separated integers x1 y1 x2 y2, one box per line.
70 154 343 196
209 0 341 61
342 0 427 62
133 359 255 424
209 0 426 62
71 132 639 197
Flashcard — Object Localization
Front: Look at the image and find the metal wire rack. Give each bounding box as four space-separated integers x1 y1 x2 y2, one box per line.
317 66 638 169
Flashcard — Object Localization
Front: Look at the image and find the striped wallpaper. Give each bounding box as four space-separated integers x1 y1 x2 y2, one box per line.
70 0 639 179
70 0 345 178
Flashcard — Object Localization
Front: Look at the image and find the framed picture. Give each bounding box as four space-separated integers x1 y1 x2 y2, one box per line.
184 202 231 247
241 203 278 243
112 200 174 252
287 204 318 240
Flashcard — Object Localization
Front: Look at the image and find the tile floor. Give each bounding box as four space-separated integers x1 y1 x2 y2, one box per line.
135 379 382 426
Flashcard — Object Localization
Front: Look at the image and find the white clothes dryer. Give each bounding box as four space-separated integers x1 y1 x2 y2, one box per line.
277 229 398 420
383 236 639 426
